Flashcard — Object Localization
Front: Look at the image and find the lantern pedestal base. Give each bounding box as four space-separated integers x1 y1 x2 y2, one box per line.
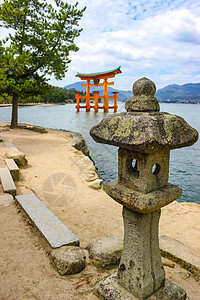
96 273 186 300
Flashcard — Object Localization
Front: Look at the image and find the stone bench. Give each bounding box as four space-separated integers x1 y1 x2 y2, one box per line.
5 158 19 181
17 124 48 133
4 141 18 151
160 235 200 278
4 141 27 166
0 167 17 196
15 193 79 249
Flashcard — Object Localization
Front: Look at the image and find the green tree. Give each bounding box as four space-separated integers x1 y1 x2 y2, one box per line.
40 87 77 103
0 0 85 128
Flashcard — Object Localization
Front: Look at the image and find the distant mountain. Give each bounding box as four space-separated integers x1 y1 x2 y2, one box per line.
155 83 200 103
64 82 200 103
64 82 84 91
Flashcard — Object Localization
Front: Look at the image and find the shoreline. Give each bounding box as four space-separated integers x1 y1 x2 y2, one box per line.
1 101 200 108
0 103 67 108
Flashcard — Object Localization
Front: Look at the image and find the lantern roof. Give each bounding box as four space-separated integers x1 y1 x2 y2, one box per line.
90 78 198 153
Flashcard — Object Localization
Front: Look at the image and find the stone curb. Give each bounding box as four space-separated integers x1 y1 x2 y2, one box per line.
59 129 102 189
60 129 91 158
0 194 14 206
17 124 48 133
160 235 200 279
4 141 28 166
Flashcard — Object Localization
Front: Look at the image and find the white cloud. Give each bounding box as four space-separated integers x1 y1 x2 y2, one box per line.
1 0 199 90
61 1 199 90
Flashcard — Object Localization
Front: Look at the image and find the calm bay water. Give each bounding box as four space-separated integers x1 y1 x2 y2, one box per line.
0 102 199 204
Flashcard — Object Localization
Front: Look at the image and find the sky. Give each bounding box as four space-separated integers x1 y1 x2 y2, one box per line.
1 0 200 90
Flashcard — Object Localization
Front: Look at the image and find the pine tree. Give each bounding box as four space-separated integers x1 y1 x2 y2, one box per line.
0 0 85 127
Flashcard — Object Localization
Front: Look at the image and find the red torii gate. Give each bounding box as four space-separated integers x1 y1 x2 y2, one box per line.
75 66 122 112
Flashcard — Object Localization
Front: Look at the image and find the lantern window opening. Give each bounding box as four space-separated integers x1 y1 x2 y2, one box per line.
127 158 139 178
152 163 161 175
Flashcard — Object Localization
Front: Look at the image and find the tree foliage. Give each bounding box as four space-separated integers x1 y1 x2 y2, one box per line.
41 87 76 103
0 0 85 127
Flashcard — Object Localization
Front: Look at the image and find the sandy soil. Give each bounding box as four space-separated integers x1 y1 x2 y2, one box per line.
0 122 199 299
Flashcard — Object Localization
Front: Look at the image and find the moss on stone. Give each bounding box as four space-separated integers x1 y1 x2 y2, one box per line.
114 119 132 137
101 127 109 137
163 114 176 142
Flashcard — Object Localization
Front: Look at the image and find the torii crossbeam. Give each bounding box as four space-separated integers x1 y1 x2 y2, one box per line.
75 66 122 112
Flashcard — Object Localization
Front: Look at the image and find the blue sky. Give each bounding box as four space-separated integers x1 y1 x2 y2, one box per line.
1 0 200 90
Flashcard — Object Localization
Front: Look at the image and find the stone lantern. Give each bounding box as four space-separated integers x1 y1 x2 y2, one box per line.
90 77 198 300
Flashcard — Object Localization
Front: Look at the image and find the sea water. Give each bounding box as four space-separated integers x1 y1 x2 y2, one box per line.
0 102 199 204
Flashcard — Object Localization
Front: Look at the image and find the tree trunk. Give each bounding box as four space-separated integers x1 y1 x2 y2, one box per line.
10 93 19 128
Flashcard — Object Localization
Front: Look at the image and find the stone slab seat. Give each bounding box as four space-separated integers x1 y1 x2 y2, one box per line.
5 158 19 181
160 235 200 278
15 193 79 248
4 141 18 151
4 141 27 166
0 167 17 196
